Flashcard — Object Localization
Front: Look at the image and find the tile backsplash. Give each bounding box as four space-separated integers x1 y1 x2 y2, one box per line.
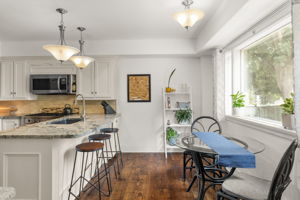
0 95 116 114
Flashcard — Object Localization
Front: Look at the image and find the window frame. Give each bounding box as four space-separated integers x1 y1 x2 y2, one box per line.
225 14 293 125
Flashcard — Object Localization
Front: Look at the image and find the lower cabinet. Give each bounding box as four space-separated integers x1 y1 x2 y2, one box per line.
0 118 21 131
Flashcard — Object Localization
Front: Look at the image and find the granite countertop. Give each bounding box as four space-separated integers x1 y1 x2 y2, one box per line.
0 113 26 118
0 114 120 139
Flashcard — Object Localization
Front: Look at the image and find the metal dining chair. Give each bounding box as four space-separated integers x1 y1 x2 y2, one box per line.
183 116 222 180
183 116 222 192
216 139 298 200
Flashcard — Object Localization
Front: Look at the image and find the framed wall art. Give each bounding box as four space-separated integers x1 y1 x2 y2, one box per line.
127 74 151 102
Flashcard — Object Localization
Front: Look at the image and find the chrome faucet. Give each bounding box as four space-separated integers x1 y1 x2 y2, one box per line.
74 94 86 120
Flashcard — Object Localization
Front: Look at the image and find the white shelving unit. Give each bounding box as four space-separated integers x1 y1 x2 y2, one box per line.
162 87 193 158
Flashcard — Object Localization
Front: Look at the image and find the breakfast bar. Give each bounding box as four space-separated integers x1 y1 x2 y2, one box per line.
0 114 120 200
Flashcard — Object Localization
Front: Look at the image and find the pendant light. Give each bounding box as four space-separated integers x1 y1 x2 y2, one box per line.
173 0 205 30
43 8 79 62
70 27 95 69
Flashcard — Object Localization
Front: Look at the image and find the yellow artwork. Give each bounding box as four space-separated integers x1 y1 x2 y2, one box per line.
127 74 151 102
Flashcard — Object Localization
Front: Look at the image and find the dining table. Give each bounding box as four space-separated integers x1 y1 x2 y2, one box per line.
175 134 265 200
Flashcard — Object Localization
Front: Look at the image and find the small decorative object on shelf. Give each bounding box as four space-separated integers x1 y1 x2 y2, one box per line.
231 91 245 116
281 93 295 130
166 68 176 93
176 101 190 109
167 97 171 109
166 127 178 145
175 108 192 125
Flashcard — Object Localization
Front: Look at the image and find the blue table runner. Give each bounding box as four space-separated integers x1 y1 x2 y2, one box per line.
193 132 256 168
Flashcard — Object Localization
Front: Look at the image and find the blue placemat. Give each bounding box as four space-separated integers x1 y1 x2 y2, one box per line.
193 132 256 168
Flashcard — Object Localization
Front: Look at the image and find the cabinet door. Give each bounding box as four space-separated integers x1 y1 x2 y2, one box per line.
0 61 14 99
94 61 112 98
77 64 95 98
2 119 20 131
14 61 28 99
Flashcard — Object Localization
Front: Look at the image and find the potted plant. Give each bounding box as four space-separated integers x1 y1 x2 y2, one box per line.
280 93 295 130
231 91 245 116
175 108 192 124
166 127 178 145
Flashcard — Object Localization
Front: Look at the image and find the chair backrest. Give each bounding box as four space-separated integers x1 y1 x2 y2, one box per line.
268 139 298 200
191 116 222 134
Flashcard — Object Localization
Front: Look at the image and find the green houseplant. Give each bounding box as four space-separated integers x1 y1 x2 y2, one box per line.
281 93 295 130
175 108 192 124
166 127 178 145
231 91 245 115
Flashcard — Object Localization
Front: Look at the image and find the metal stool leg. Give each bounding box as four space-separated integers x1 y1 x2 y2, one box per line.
101 149 112 194
68 151 78 200
108 138 119 178
115 131 124 167
95 150 102 200
112 133 121 174
79 152 85 193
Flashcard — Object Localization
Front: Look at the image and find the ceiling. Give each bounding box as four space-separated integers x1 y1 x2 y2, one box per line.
0 0 221 41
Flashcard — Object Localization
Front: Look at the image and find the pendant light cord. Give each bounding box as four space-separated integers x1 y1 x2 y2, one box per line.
58 12 67 45
183 0 193 9
78 27 86 56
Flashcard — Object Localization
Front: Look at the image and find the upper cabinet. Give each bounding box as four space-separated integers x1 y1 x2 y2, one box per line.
28 60 77 75
0 60 29 100
0 57 117 101
77 58 117 99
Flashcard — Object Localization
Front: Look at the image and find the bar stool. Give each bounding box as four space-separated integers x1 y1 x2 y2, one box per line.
89 133 120 178
100 128 123 168
68 142 111 200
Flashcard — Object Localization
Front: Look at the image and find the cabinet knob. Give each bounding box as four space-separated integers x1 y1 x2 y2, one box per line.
95 91 97 94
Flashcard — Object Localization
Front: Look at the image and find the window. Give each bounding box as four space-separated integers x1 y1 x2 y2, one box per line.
230 23 293 122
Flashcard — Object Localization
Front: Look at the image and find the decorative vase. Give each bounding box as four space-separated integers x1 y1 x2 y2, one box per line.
282 114 295 130
166 87 172 93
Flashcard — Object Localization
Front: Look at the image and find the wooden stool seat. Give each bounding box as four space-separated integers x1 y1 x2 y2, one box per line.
76 142 104 152
89 134 111 141
100 128 119 133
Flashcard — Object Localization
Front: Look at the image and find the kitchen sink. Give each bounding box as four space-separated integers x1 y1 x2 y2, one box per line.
48 118 83 125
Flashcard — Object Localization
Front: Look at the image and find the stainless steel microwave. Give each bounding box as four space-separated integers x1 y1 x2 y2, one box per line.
30 74 76 95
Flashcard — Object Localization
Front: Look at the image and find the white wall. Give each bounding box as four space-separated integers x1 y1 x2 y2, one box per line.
117 55 214 152
199 56 214 116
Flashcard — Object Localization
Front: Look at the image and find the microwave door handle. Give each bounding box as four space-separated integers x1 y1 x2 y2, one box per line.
57 77 61 92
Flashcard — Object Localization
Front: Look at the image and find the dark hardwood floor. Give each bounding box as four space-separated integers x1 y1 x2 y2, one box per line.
81 153 216 200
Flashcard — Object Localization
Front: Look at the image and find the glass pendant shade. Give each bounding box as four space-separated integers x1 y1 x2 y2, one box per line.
43 45 79 62
173 9 204 30
43 8 79 62
70 56 94 69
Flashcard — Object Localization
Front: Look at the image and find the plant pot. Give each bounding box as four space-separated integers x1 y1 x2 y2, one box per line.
233 108 244 116
282 114 295 130
178 120 190 125
168 137 177 146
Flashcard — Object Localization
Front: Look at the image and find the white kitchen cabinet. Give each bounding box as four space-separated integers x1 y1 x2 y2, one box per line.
0 61 29 100
28 60 77 75
2 118 20 131
78 64 95 97
78 58 116 99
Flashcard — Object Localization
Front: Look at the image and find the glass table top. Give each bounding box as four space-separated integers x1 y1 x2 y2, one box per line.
175 135 265 155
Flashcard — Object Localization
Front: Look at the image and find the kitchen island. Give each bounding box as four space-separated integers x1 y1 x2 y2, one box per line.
0 114 121 200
